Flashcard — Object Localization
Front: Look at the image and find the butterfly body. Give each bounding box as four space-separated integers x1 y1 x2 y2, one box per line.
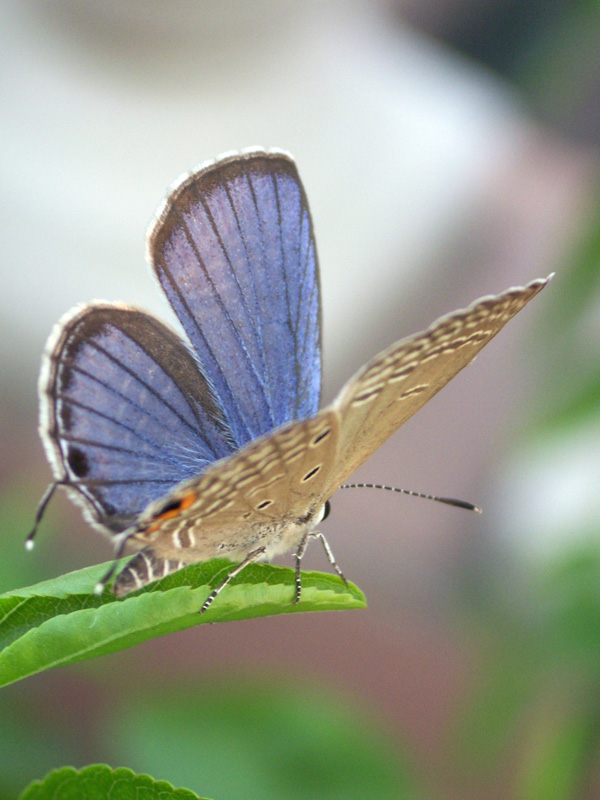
117 504 326 598
34 147 551 607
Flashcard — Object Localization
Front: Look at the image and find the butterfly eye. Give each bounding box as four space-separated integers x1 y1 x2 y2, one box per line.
322 500 331 521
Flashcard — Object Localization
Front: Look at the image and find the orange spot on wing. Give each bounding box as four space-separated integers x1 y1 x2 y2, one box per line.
179 491 196 510
146 490 197 532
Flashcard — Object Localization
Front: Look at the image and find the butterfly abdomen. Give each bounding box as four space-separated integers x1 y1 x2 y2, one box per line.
113 547 186 596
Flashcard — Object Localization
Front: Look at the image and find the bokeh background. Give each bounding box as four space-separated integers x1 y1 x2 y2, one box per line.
2 2 599 798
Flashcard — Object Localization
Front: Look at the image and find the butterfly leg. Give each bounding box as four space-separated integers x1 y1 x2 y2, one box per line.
294 531 348 604
200 546 267 614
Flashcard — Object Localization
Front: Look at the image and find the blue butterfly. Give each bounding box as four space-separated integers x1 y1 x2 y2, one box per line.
32 148 550 611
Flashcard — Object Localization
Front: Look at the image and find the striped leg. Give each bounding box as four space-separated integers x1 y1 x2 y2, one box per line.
200 546 267 613
294 531 348 604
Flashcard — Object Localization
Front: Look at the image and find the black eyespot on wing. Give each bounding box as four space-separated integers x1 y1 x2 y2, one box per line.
302 465 321 482
257 499 273 510
156 497 183 515
67 446 89 478
312 429 331 445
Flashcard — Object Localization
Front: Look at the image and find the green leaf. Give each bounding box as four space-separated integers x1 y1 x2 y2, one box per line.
0 559 365 688
19 764 204 799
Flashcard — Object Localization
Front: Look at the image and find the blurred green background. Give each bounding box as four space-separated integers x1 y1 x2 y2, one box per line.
2 1 600 798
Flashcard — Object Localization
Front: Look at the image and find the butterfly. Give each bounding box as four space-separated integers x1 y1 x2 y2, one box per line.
32 147 551 612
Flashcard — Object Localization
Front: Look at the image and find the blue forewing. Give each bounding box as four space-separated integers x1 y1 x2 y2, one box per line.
148 149 321 447
39 149 321 534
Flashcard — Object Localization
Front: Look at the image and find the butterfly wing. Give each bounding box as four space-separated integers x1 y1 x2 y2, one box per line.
113 410 339 594
148 148 321 448
322 276 551 495
111 276 550 595
39 305 236 533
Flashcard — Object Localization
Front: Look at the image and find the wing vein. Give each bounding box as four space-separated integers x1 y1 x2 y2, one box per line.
60 347 205 443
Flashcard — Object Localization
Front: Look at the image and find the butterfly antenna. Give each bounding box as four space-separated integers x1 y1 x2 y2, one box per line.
94 529 136 596
25 482 63 550
339 483 482 513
